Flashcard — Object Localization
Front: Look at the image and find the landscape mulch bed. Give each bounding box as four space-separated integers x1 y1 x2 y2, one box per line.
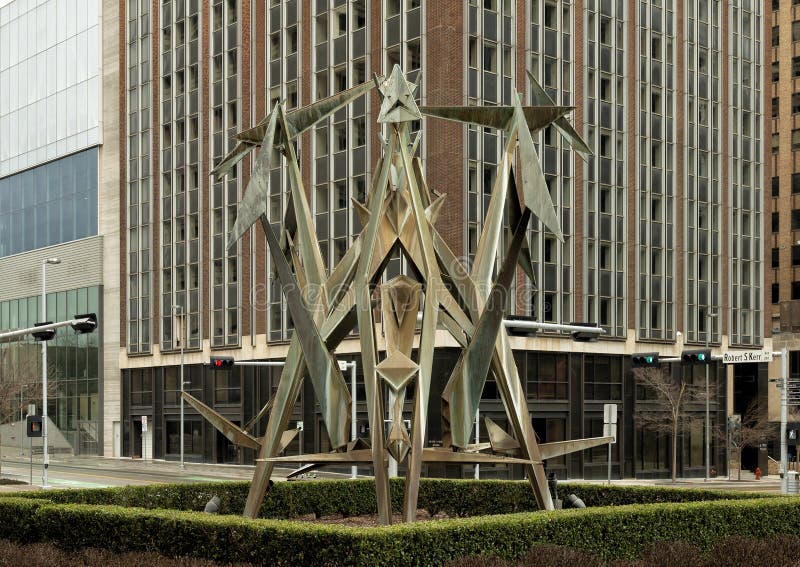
302 509 450 526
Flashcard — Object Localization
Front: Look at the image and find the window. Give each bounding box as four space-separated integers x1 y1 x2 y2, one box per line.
584 355 623 400
794 173 800 194
483 42 497 73
773 97 780 118
130 370 153 406
793 210 800 230
794 282 800 300
793 129 800 149
773 176 781 196
773 283 780 304
774 133 781 153
773 247 781 268
793 245 800 266
794 21 800 42
774 25 781 46
524 353 568 400
773 212 780 233
773 61 780 82
774 0 780 9
793 57 800 78
0 149 99 258
214 372 241 404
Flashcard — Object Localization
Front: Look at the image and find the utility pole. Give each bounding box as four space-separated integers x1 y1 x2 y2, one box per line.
781 347 789 494
705 310 718 481
40 257 60 488
174 306 186 468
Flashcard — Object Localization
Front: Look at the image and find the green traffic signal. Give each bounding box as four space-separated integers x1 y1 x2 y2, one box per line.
632 352 660 368
681 349 712 364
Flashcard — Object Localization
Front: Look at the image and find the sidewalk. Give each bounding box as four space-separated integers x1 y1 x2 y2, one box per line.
0 449 349 483
0 450 785 493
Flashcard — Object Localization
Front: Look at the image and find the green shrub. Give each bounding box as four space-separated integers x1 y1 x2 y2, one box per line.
0 497 49 542
0 496 795 566
7 478 768 519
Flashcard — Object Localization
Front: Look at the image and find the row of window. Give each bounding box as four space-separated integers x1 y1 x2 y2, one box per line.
771 21 800 46
772 0 800 10
771 282 800 302
771 94 800 119
771 245 800 268
770 129 800 151
771 174 800 196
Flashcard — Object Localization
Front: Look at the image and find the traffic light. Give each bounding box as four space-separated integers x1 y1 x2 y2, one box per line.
209 356 235 370
631 352 660 368
31 322 56 342
570 322 600 342
681 349 712 364
26 415 42 438
71 313 97 334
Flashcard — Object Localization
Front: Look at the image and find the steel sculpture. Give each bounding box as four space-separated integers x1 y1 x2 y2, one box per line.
186 65 613 524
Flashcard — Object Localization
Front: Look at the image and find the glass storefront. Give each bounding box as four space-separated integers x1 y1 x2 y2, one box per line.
0 286 102 454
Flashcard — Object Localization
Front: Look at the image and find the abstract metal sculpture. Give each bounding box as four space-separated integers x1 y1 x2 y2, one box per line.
185 66 612 524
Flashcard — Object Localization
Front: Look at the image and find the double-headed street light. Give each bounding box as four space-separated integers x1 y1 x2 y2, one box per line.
40 257 60 488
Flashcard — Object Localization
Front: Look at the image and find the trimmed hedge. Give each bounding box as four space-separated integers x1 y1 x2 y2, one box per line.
6 478 769 519
3 496 799 565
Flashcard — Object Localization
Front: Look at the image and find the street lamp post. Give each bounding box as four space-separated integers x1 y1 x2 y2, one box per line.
41 257 60 488
174 306 186 468
705 309 718 482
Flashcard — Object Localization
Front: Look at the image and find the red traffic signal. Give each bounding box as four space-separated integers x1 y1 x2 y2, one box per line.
209 356 235 370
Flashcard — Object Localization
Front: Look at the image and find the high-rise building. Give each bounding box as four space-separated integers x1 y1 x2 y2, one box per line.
119 0 766 479
766 0 800 464
0 0 121 456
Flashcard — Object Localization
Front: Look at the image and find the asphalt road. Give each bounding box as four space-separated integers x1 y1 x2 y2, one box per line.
0 456 264 489
0 453 785 493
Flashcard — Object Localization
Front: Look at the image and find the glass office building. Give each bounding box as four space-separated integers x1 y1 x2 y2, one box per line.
0 148 99 258
0 0 115 458
0 286 102 455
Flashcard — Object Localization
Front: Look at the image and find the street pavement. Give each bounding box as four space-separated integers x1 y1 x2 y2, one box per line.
0 449 786 494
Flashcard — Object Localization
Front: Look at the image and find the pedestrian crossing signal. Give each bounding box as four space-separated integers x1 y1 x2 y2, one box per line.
26 415 42 438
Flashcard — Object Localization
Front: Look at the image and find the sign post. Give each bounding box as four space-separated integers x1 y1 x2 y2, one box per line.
141 416 148 461
603 404 618 485
27 404 35 486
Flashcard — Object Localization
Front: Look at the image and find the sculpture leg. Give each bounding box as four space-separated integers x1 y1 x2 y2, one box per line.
243 338 306 518
402 294 438 522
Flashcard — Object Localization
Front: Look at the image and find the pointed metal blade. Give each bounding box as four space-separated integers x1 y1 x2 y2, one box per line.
526 69 591 160
227 105 280 250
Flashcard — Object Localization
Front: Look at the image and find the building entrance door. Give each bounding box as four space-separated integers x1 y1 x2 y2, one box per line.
131 419 142 458
216 423 239 464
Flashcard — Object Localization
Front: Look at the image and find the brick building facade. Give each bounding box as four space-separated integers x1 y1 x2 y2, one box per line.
117 0 767 478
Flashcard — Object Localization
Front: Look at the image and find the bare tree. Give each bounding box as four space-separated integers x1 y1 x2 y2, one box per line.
0 340 55 478
726 401 775 481
634 366 707 482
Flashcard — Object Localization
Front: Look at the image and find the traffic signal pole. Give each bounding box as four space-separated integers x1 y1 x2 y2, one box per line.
781 347 789 494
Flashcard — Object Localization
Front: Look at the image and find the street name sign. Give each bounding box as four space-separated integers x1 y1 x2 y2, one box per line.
722 350 773 364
